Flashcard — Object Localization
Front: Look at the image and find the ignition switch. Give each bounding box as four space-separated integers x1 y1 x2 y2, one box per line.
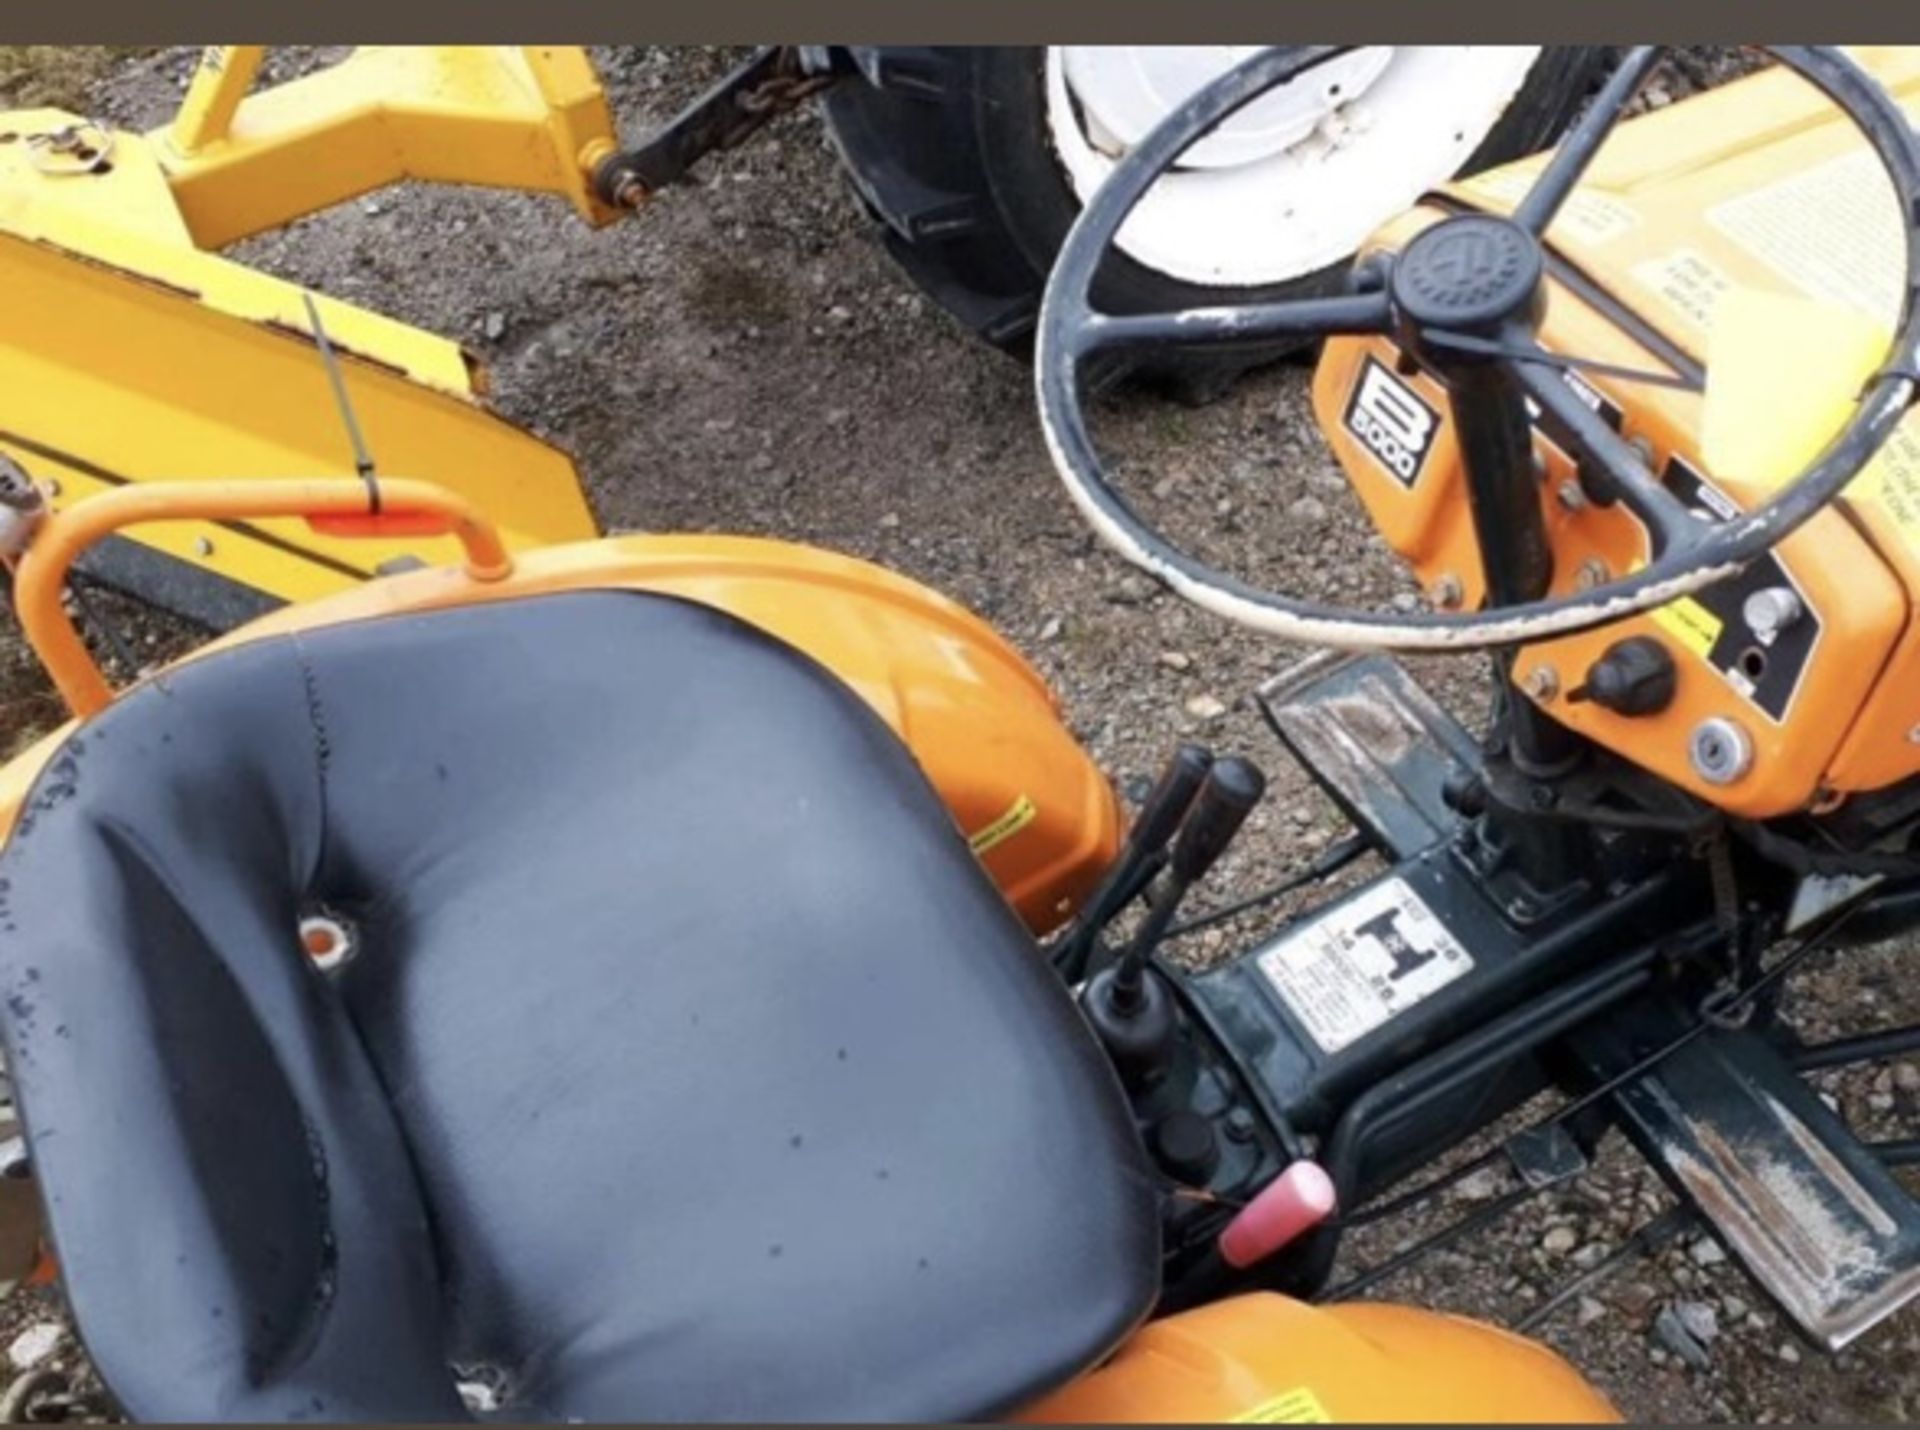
1568 635 1677 717
1690 717 1754 785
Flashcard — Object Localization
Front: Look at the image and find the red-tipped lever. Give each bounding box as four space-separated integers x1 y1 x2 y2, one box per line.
1218 1160 1338 1270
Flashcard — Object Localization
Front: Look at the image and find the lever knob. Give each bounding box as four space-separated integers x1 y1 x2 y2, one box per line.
1218 1160 1338 1269
1171 756 1267 884
1569 635 1676 718
1132 744 1215 857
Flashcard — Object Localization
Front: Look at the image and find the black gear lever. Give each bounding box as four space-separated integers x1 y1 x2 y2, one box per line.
1080 756 1267 1090
1111 755 1267 1007
1054 744 1213 981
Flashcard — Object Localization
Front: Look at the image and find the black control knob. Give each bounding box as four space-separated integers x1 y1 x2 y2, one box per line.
1570 636 1676 717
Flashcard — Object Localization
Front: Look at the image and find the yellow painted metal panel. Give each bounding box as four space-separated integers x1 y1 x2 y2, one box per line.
0 188 596 606
151 47 621 248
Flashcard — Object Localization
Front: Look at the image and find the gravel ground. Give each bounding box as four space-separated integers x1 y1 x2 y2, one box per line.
1 45 1917 1422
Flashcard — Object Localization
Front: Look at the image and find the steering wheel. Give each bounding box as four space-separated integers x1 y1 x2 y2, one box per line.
1036 46 1920 652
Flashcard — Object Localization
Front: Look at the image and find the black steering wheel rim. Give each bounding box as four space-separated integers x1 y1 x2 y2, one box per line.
1035 46 1920 652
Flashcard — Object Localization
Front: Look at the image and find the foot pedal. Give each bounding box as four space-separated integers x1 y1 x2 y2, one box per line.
1257 651 1480 861
1581 1002 1920 1349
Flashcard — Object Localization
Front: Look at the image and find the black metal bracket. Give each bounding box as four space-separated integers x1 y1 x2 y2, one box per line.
593 46 842 207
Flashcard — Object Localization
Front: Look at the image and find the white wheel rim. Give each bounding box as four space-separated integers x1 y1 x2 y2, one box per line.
1047 46 1547 288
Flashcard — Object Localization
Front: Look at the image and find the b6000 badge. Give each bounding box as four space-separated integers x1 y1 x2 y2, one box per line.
1344 357 1438 486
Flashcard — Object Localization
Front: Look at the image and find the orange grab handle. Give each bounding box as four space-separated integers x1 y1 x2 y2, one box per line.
11 478 513 719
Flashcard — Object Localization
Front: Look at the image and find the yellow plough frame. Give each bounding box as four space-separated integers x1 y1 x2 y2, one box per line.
0 47 633 625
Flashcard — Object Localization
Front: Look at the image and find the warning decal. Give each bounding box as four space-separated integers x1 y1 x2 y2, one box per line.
1851 418 1920 555
1234 1387 1333 1424
1652 596 1724 661
1256 878 1474 1055
1709 148 1905 325
1632 248 1733 332
1657 456 1821 724
968 794 1036 855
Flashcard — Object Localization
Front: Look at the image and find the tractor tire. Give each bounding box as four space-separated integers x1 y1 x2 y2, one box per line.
823 47 1617 387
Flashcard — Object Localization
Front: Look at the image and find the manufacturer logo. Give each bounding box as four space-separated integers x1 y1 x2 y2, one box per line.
1343 357 1438 486
1420 226 1521 304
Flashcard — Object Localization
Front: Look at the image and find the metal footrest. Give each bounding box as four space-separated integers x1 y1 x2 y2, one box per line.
1257 651 1480 862
1587 1006 1920 1349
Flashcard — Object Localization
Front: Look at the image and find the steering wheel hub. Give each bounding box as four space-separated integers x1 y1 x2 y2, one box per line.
1392 214 1543 333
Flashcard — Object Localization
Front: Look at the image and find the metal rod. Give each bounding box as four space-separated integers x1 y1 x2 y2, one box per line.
302 293 379 510
1514 1203 1696 1334
1438 339 1582 826
1078 291 1392 355
1422 329 1701 393
1165 833 1369 939
1790 1023 1920 1072
1872 1137 1920 1168
1323 1183 1544 1302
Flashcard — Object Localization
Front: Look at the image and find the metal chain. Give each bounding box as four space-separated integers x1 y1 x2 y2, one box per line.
735 69 836 119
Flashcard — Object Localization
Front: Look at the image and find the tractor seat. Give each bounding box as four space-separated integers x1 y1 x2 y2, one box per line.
0 591 1158 1422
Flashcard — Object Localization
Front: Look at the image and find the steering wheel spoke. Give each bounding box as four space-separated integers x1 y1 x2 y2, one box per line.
1512 47 1664 235
1512 353 1703 557
1074 290 1393 358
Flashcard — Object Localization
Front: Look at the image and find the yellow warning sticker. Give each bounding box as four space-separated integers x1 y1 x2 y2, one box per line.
1708 148 1904 325
1850 419 1920 555
968 794 1037 855
1652 597 1723 660
1233 1386 1332 1423
1632 248 1733 332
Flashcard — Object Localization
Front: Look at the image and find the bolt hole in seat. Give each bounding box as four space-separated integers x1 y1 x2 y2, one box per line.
0 591 1159 1421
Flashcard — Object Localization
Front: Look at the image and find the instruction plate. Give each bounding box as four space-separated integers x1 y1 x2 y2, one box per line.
1255 878 1473 1054
1708 148 1904 325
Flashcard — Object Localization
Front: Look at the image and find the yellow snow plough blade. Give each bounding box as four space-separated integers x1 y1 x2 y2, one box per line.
0 76 603 626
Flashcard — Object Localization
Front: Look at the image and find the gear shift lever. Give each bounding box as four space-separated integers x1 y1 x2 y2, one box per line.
1055 744 1212 980
1080 756 1266 1088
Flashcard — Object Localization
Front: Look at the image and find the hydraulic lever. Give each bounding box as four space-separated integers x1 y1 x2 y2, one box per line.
1110 755 1268 1008
1079 756 1267 1089
1054 744 1213 981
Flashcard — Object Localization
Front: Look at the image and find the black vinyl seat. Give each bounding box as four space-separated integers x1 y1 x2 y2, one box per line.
0 591 1159 1422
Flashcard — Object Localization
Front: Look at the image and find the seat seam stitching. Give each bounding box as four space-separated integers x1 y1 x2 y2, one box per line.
289 636 333 876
